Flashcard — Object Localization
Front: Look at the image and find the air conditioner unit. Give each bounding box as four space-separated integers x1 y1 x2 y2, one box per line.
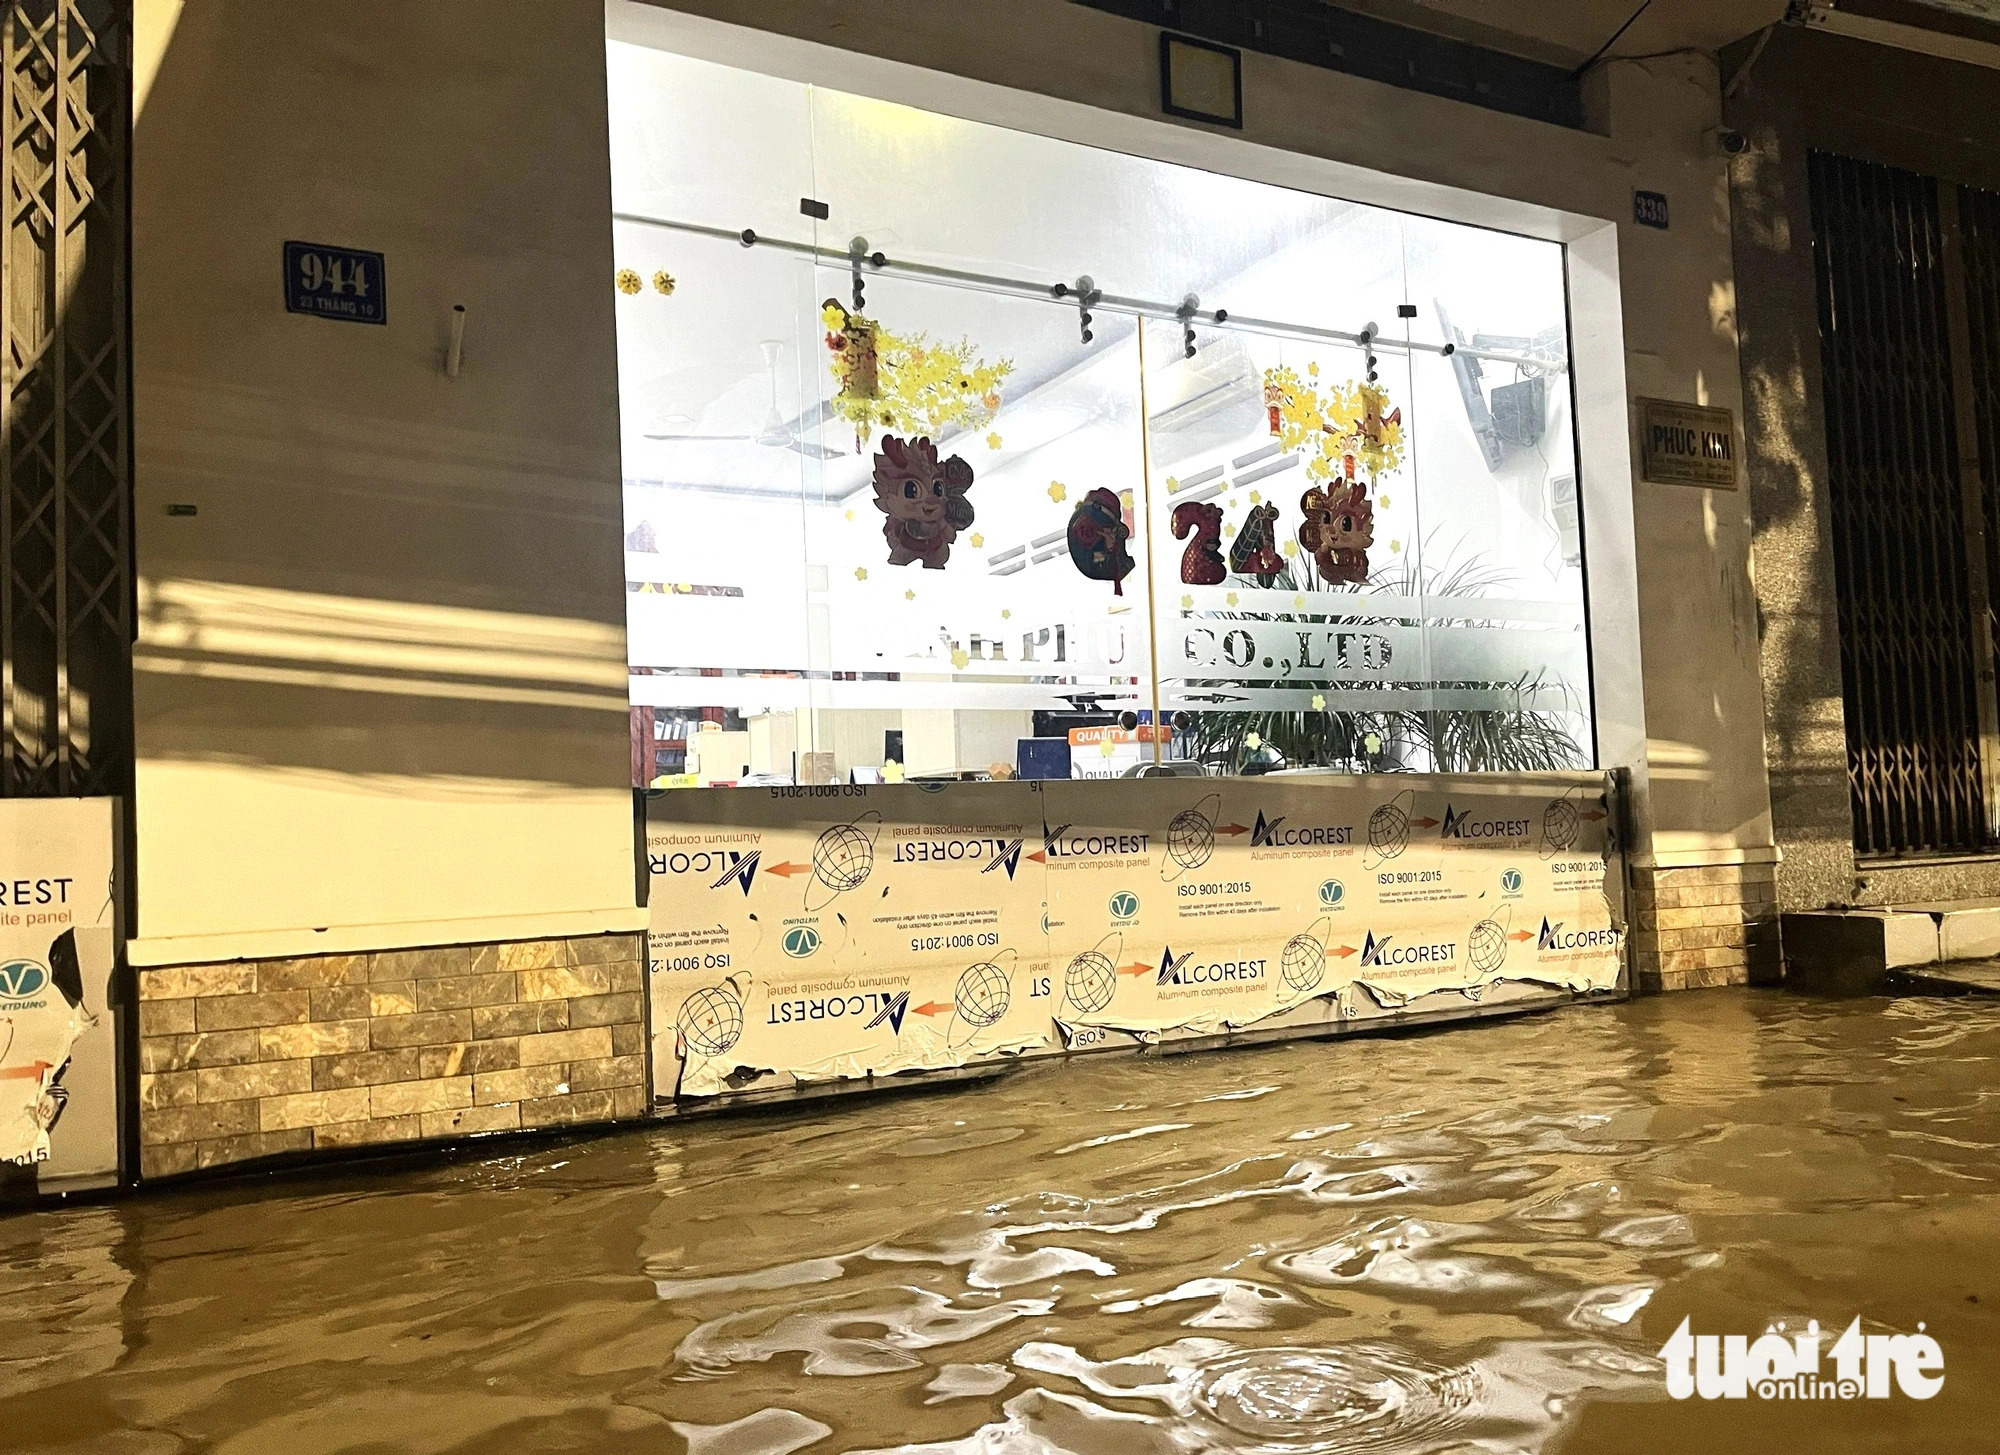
1144 333 1264 464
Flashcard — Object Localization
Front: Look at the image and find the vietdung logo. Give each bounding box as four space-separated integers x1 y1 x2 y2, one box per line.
781 925 821 959
1109 891 1141 920
1319 879 1346 908
1500 868 1523 895
0 959 49 999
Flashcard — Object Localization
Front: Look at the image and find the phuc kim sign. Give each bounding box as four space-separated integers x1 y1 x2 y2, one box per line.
1637 397 1737 489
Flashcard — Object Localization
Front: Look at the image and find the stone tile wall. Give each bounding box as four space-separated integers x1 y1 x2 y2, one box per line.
136 933 648 1178
1629 862 1782 992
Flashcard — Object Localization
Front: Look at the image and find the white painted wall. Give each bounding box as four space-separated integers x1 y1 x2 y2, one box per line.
130 0 643 962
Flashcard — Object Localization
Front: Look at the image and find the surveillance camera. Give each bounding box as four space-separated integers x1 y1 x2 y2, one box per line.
1704 126 1748 156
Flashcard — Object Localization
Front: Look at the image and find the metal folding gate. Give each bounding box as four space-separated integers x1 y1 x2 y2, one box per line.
1807 149 2000 860
0 0 129 800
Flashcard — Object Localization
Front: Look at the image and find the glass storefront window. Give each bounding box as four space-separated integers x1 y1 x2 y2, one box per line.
609 47 1593 787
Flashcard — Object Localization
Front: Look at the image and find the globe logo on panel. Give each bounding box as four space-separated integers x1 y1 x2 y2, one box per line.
1501 868 1523 895
1066 948 1118 1013
1318 879 1345 908
954 962 1012 1027
0 959 48 999
781 925 822 959
1109 891 1140 920
677 985 744 1056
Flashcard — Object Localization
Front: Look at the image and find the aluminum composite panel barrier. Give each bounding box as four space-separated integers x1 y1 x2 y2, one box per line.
643 771 1628 1105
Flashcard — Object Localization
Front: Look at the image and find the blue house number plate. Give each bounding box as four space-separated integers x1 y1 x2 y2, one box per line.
284 241 386 324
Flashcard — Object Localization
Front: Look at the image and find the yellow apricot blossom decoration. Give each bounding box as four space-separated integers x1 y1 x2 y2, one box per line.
652 271 676 296
1311 693 1327 711
614 268 641 295
985 432 1003 450
950 648 971 669
1180 594 1194 609
1048 481 1067 503
969 533 985 548
854 567 867 581
822 298 1013 441
1262 365 1406 485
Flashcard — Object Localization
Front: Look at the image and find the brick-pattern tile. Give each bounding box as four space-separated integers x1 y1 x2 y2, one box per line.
1629 862 1781 993
260 1021 370 1059
256 956 368 991
195 1060 313 1103
141 1030 260 1073
518 1027 613 1066
313 1048 424 1091
368 1009 473 1048
316 1115 422 1149
198 1130 312 1168
368 1077 472 1118
136 934 648 1180
139 999 196 1037
195 990 310 1031
421 1103 521 1138
139 1071 197 1110
520 1088 616 1128
260 1087 372 1132
568 992 642 1028
473 1064 570 1104
416 973 516 1011
139 965 255 1000
419 1040 517 1078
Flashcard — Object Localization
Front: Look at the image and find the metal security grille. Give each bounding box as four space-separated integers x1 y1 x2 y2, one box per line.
1966 181 2000 749
1807 150 1992 858
0 0 128 797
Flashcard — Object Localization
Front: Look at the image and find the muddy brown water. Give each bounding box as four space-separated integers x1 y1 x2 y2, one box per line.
2 988 1995 1454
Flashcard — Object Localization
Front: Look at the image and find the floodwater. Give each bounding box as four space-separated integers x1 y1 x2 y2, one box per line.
2 989 1996 1455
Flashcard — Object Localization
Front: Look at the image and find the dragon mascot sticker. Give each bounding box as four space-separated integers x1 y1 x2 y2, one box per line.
873 434 975 569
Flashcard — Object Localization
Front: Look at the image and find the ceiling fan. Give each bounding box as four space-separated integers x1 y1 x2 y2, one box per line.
643 339 841 460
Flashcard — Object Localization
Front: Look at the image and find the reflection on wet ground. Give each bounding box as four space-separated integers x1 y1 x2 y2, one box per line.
2 988 1996 1453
